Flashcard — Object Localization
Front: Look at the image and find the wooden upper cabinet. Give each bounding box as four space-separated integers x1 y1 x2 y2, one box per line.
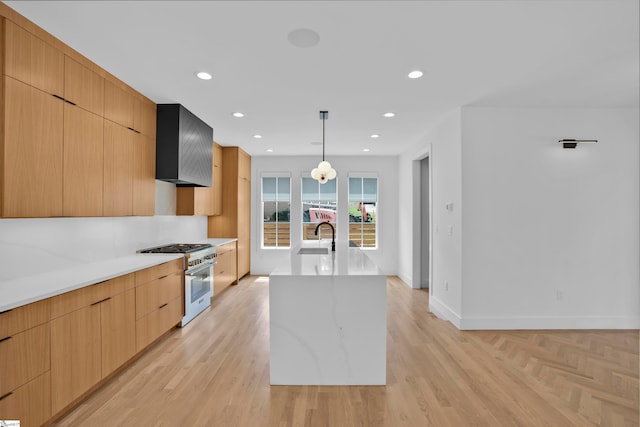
132 133 156 216
2 76 64 217
238 149 251 181
133 97 157 137
212 143 223 216
104 121 133 216
64 56 104 116
176 140 215 216
103 79 134 129
63 105 104 217
3 20 64 96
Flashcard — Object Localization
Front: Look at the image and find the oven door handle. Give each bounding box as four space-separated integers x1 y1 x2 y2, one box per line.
185 261 214 276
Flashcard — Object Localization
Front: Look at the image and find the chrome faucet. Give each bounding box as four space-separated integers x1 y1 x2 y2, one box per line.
314 221 335 251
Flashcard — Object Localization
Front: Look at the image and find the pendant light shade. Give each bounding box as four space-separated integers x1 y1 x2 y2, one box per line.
312 111 336 184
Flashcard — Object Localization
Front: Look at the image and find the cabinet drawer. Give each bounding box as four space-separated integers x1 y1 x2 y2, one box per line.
135 297 181 352
0 299 49 337
135 271 182 319
0 323 50 396
0 372 51 427
50 273 134 319
216 241 236 256
135 259 183 286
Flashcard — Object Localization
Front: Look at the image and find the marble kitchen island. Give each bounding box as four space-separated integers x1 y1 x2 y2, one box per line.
269 240 386 385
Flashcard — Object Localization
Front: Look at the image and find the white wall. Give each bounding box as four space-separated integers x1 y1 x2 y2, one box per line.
397 109 463 326
250 155 399 276
0 181 207 281
460 107 639 329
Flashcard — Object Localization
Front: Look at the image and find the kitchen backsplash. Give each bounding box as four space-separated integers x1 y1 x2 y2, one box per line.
0 215 207 281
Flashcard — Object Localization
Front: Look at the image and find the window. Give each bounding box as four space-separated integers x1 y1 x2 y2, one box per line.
302 177 337 241
348 176 378 248
262 175 290 248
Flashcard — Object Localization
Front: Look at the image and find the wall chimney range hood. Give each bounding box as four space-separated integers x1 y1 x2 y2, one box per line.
156 104 213 187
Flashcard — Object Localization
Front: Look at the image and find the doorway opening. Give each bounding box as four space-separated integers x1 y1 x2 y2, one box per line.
420 156 430 289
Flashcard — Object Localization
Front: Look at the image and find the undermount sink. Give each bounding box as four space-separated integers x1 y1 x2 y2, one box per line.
297 247 329 255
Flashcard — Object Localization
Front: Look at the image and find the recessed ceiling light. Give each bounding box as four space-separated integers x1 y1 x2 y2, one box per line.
232 112 244 118
370 134 380 139
287 28 320 48
196 71 212 80
363 148 370 152
408 70 423 79
253 134 262 139
383 112 395 118
266 148 273 152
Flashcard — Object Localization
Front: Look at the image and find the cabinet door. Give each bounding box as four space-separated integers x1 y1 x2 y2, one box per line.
132 132 156 216
104 121 133 216
212 143 223 215
64 56 104 116
63 104 104 216
104 79 134 129
238 149 251 181
4 20 64 96
0 372 51 427
100 289 135 377
0 323 50 397
133 97 156 137
237 177 251 277
3 77 63 217
50 304 101 414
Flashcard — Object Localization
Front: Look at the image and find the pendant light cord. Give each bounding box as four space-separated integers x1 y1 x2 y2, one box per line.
322 116 325 161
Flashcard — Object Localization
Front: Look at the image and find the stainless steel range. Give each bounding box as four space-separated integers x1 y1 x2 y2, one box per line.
138 243 216 326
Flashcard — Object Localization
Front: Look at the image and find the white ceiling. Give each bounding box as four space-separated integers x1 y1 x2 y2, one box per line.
5 0 639 156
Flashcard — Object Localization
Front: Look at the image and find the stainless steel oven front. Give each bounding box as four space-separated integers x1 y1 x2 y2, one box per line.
182 257 215 326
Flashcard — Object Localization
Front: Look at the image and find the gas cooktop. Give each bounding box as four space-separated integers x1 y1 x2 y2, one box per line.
138 243 212 254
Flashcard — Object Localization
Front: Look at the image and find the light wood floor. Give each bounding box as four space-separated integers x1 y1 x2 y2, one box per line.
51 276 639 427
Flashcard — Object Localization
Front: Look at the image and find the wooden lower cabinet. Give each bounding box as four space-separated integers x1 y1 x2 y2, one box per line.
50 273 136 414
0 262 182 424
135 297 182 352
0 299 51 426
50 303 102 414
0 323 50 396
0 372 51 427
100 289 136 377
134 261 183 352
214 241 237 295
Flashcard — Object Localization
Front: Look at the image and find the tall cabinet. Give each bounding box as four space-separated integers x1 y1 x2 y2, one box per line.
208 146 251 279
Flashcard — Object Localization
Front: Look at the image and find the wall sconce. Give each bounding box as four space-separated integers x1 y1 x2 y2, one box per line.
559 139 598 149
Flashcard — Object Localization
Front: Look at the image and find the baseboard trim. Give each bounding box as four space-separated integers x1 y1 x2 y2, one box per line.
458 315 640 330
428 297 461 329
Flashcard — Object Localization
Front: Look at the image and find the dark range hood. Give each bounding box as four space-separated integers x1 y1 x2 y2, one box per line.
156 104 213 187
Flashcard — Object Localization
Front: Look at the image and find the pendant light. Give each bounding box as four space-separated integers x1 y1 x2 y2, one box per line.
311 110 337 184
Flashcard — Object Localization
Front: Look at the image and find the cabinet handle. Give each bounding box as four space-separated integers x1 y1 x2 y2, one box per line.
0 391 12 401
64 98 77 106
158 274 169 280
52 94 65 101
0 336 12 344
158 303 168 309
128 127 141 134
91 297 111 306
219 270 224 275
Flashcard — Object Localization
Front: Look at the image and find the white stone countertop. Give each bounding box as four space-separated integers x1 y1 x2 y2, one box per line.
0 253 183 312
270 240 385 277
204 238 238 247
